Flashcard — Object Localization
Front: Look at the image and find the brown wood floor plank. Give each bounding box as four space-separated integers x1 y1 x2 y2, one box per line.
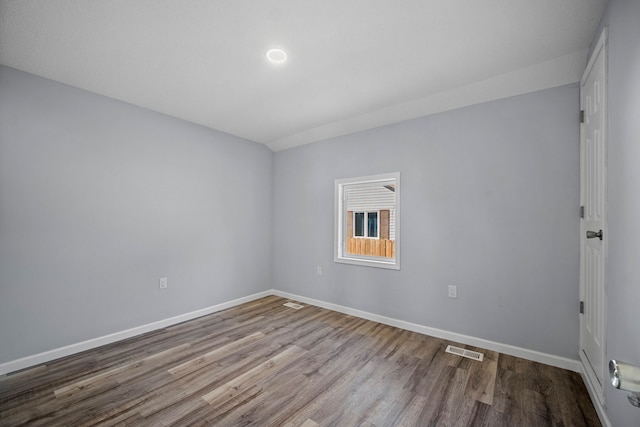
333 355 420 426
133 341 303 419
205 373 312 426
464 347 499 405
167 331 264 378
201 345 307 405
0 296 601 427
53 343 191 398
278 349 384 427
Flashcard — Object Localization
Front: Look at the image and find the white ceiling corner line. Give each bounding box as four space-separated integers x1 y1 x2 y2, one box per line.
267 50 588 152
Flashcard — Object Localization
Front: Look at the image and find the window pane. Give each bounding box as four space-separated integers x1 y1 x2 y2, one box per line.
354 212 364 237
367 212 378 238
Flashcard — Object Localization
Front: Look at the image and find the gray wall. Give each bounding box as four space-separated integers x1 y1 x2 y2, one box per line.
592 0 640 425
0 66 273 364
273 84 580 359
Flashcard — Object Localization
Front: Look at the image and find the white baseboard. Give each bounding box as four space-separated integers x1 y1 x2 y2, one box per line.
0 290 272 376
272 289 582 372
579 354 612 427
0 288 581 376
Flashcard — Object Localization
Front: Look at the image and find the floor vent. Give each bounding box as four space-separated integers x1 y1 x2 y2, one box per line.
283 302 304 310
445 345 484 362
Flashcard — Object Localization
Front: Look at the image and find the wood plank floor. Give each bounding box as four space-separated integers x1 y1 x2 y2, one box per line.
0 296 601 426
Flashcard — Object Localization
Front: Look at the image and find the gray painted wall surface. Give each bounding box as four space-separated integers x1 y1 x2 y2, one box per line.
592 0 640 425
273 85 580 359
0 66 273 363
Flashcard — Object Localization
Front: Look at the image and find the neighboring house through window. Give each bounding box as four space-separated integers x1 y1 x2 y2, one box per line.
335 172 400 269
351 211 379 238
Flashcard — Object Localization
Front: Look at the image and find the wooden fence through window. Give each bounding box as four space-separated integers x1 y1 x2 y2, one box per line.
347 237 395 258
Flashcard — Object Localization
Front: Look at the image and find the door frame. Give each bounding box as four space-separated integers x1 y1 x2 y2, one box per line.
579 27 608 405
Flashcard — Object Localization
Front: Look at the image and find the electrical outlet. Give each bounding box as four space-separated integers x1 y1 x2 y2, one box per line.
448 285 457 299
159 277 168 290
317 266 322 276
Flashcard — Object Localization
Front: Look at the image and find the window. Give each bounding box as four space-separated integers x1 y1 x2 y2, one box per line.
353 211 378 238
335 172 400 269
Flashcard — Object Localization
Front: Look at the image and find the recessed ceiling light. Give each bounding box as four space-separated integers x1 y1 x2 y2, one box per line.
266 48 287 64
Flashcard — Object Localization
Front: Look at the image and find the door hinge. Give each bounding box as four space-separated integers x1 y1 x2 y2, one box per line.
580 110 585 123
580 206 584 218
580 301 584 314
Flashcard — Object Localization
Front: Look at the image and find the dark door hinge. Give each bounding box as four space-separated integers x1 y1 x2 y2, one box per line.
580 206 584 218
580 110 585 123
580 301 585 314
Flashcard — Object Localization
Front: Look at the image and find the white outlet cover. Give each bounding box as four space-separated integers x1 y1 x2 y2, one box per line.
448 285 457 298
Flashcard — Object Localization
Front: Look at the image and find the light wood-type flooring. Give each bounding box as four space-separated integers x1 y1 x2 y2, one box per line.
0 296 601 426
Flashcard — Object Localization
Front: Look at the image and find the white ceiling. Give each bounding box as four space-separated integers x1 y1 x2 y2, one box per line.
0 0 605 151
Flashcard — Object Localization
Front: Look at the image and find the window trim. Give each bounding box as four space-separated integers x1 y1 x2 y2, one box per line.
334 172 400 270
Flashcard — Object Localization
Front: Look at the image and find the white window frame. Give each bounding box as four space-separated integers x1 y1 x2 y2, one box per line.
353 210 380 239
334 172 400 270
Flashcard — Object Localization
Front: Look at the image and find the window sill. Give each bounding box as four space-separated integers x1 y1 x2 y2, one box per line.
335 255 399 270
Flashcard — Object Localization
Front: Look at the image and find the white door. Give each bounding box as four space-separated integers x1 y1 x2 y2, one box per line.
579 29 607 403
